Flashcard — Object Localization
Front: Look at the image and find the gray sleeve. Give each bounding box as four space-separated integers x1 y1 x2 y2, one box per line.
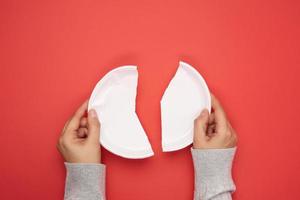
191 147 237 200
64 163 106 200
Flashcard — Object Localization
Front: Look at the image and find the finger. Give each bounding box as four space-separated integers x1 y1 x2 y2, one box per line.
67 100 88 132
80 117 88 127
77 127 88 138
228 133 237 147
208 113 215 125
193 109 209 142
61 119 71 136
228 122 237 141
232 132 238 145
87 109 101 143
207 124 216 135
211 94 227 133
228 122 235 132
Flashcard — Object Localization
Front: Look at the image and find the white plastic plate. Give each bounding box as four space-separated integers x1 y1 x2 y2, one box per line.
88 66 154 159
161 61 211 152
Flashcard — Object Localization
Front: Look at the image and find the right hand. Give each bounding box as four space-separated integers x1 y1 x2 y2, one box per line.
193 94 237 149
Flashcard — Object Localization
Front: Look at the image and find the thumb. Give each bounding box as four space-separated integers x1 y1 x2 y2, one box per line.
194 109 209 142
87 109 101 142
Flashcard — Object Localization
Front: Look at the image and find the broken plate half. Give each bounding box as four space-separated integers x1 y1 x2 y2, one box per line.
88 66 154 159
161 61 211 152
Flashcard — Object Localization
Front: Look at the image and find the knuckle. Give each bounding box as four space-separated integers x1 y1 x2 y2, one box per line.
59 137 64 145
233 133 238 143
225 131 232 137
59 136 65 145
221 130 231 138
59 136 68 147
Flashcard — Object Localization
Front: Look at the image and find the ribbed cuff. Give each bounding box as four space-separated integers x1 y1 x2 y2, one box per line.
191 147 236 200
64 163 106 200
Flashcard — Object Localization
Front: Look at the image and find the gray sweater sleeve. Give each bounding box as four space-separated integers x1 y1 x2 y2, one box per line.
191 147 237 200
64 163 106 200
64 148 236 200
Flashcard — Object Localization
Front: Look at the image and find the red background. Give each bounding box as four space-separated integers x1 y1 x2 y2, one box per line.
1 0 300 199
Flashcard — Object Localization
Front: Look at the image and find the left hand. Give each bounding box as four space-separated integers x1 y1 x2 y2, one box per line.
57 100 101 163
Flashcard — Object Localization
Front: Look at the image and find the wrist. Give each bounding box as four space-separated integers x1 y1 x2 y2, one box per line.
64 152 101 163
66 158 101 164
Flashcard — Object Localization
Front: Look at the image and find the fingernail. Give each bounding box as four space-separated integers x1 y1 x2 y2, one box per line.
200 109 208 117
89 109 98 118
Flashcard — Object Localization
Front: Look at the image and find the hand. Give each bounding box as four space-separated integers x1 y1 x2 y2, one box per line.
193 94 237 149
57 100 101 163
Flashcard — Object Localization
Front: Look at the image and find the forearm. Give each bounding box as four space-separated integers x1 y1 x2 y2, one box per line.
64 163 106 200
63 148 235 200
192 147 236 200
